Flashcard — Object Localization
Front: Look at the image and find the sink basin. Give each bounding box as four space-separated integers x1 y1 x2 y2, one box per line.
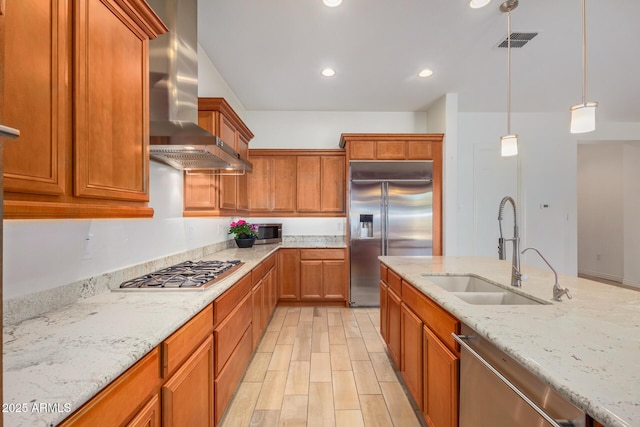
421 274 547 305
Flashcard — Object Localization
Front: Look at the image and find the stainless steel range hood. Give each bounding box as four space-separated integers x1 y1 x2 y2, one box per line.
147 0 252 172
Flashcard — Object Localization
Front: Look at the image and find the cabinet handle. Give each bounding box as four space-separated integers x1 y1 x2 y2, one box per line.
0 124 20 138
452 333 573 427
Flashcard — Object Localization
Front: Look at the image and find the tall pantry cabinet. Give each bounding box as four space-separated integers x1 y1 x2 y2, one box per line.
2 0 166 219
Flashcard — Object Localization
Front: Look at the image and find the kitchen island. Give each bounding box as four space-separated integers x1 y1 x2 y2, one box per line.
379 256 639 427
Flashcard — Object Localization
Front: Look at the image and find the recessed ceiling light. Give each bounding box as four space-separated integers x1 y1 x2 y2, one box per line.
321 68 336 77
469 0 491 8
418 68 434 78
323 0 342 7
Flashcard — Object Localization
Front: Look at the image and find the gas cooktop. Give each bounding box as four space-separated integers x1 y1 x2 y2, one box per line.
117 260 243 291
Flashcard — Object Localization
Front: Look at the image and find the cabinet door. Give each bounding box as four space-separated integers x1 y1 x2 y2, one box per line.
273 156 296 212
184 174 218 210
278 249 300 300
380 281 389 343
73 0 149 202
300 260 323 299
401 303 423 410
247 156 273 211
322 260 346 300
3 0 68 196
218 115 238 210
387 288 402 368
423 326 459 427
320 156 345 213
162 335 214 427
296 156 321 212
125 394 160 427
252 281 264 348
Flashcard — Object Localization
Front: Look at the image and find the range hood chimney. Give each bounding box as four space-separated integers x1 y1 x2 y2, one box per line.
147 0 252 172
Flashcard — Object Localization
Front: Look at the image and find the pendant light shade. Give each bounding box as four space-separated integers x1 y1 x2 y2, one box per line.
570 0 597 133
469 0 491 8
570 102 598 133
501 135 518 157
500 0 518 157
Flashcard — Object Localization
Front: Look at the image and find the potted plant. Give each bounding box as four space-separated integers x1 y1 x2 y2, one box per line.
228 219 258 248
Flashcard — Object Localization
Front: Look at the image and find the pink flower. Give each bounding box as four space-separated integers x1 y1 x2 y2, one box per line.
237 219 246 225
230 222 236 227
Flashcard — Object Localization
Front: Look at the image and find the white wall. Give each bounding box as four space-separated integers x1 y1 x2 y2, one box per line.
428 94 458 255
246 111 427 149
197 43 248 122
577 141 640 287
456 112 578 275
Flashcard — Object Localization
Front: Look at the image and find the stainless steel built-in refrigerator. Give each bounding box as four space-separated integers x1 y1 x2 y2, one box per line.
349 161 433 306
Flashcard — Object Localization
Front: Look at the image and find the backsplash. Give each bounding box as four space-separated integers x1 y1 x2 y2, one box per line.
3 240 233 326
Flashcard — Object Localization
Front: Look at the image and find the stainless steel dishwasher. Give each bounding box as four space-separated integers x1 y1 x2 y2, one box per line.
453 325 585 427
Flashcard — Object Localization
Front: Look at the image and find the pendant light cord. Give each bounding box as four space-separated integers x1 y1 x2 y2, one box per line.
507 10 512 134
581 0 587 105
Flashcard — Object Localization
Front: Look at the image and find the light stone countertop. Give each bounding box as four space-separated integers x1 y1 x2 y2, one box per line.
3 244 281 427
379 256 640 427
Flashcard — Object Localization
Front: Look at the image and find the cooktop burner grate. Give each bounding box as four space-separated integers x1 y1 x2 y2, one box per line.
118 260 243 290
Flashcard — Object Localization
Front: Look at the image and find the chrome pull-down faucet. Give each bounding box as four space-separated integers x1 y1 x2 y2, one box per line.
521 247 572 302
498 196 523 287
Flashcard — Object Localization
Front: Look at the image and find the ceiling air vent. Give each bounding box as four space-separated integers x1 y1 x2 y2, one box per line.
497 32 538 48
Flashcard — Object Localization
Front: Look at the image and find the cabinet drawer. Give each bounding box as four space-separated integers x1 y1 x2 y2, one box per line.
60 348 160 426
263 253 277 271
300 248 345 260
380 263 388 283
387 268 402 295
213 273 252 326
162 305 213 378
214 293 252 376
252 261 267 286
214 326 253 425
401 281 459 354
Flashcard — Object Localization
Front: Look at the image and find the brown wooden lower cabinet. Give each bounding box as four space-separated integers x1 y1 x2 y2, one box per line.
423 325 459 427
214 326 253 425
280 248 347 304
59 348 161 426
252 279 265 347
387 287 402 368
278 248 301 300
401 303 424 411
162 335 214 427
380 262 460 427
125 394 161 427
379 281 388 342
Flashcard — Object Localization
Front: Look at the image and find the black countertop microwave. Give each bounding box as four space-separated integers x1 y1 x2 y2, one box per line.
255 223 282 245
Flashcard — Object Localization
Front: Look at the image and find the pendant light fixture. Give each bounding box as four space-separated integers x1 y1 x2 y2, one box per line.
500 0 518 157
570 0 597 133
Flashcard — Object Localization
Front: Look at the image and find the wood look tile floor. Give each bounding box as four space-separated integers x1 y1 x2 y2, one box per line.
220 307 425 427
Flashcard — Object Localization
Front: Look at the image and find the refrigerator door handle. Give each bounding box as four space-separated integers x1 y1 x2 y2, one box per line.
382 182 388 256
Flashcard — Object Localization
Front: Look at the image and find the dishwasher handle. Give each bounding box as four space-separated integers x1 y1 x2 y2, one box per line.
453 333 574 427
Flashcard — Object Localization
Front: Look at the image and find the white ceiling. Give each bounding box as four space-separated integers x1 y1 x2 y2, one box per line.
197 0 640 122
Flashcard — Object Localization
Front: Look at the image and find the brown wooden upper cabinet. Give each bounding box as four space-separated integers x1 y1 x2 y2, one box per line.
340 133 443 255
248 149 345 217
339 133 442 161
183 98 254 217
2 0 167 219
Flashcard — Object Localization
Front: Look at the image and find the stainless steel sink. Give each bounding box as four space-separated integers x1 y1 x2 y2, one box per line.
421 274 547 305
